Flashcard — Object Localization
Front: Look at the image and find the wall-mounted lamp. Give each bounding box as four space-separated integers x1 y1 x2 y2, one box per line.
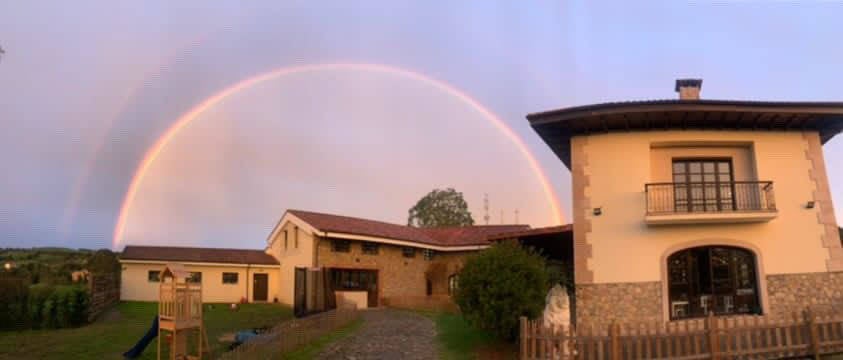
806 201 816 209
593 207 603 216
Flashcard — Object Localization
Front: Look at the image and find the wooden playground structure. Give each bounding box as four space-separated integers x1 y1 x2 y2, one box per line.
158 264 209 360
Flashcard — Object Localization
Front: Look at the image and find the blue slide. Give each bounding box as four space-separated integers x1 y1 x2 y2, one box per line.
123 315 159 359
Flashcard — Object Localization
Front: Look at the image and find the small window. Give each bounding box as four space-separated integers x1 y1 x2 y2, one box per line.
187 272 202 283
362 242 379 255
332 239 351 252
148 271 160 282
402 247 416 258
222 272 238 284
294 226 299 248
448 274 459 295
284 230 288 250
423 249 435 261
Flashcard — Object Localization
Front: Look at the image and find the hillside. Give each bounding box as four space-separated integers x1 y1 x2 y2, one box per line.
0 247 106 285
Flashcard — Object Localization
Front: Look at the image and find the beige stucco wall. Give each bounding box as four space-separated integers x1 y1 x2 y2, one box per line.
649 144 757 182
266 221 315 305
574 130 834 286
120 261 279 303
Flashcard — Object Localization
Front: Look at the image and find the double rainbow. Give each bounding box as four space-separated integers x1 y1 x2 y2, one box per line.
112 63 563 249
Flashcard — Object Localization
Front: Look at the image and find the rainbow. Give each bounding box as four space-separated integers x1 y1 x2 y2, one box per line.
59 34 209 241
112 63 564 249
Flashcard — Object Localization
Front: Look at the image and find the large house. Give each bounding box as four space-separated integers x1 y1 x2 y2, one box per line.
119 210 527 310
527 79 843 325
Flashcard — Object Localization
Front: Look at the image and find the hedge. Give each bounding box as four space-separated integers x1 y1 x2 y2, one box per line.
0 275 29 330
0 280 89 330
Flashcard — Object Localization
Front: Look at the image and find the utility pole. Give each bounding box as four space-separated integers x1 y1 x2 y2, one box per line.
483 193 490 225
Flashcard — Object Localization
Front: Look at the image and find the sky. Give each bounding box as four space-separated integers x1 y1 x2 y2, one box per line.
1 2 842 250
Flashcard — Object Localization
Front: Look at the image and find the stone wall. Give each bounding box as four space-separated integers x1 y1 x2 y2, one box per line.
315 237 472 303
766 271 843 317
575 281 662 326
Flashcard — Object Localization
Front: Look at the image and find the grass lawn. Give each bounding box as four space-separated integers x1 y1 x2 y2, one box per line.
417 311 513 360
0 301 292 360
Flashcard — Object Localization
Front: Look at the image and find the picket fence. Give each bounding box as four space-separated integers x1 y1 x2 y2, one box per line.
521 309 843 359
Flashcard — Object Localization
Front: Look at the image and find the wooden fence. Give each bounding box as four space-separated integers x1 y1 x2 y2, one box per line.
219 307 360 359
87 273 119 322
521 309 843 359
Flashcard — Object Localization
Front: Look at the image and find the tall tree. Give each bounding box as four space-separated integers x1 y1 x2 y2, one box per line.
408 188 474 227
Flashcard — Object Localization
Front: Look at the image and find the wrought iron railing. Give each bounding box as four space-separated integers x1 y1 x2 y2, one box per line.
645 181 776 215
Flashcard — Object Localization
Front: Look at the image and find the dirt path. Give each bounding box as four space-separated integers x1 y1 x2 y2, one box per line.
314 309 437 360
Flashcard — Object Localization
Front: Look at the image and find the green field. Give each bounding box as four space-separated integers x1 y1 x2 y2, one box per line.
0 301 292 360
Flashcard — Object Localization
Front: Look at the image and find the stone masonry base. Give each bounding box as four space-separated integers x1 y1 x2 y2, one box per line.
766 271 843 317
575 281 662 326
575 272 843 327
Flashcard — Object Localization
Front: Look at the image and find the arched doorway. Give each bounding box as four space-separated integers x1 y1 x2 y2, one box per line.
667 246 761 320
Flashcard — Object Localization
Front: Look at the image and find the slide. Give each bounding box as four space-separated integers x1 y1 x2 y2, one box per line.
123 315 159 359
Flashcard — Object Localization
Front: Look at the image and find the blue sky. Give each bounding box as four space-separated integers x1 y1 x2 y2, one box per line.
1 2 842 250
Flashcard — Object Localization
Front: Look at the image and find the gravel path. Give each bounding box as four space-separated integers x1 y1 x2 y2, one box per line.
314 308 438 360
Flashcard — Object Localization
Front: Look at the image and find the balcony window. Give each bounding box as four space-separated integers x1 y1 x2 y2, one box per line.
646 158 776 224
672 159 735 212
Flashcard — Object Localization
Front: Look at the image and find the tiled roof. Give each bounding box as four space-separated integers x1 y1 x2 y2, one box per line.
527 99 843 169
121 245 279 265
288 209 528 247
486 225 573 241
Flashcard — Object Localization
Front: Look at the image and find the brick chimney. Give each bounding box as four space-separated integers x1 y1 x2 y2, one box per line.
675 79 703 100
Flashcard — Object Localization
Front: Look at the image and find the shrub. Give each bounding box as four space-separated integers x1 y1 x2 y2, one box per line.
454 242 550 341
24 284 89 329
0 275 29 330
28 284 55 328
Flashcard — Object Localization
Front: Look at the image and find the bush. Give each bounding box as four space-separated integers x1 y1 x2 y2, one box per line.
454 242 550 341
24 284 89 329
28 283 55 328
0 275 29 330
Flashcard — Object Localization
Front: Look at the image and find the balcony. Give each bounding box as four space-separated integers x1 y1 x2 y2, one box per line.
645 181 777 225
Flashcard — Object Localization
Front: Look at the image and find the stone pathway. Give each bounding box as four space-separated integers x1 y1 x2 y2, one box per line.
314 308 438 360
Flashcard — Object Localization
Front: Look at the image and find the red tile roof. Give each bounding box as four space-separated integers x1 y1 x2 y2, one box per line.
121 245 279 265
288 209 528 247
485 225 573 241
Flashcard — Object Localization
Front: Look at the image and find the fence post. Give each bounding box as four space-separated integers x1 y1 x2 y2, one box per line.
804 309 821 360
520 317 527 360
707 312 720 360
609 321 621 360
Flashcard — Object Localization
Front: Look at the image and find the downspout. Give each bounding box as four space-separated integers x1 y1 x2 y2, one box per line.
245 264 250 303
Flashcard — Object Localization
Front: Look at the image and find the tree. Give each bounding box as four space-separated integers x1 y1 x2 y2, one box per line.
407 188 474 227
85 249 120 275
454 241 550 341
